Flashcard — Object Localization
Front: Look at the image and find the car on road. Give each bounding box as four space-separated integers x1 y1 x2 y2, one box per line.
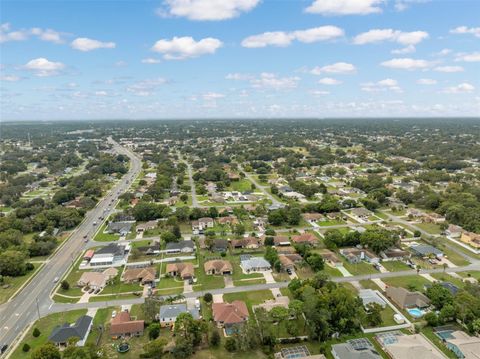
1 344 8 354
83 234 87 239
53 277 59 283
93 221 97 226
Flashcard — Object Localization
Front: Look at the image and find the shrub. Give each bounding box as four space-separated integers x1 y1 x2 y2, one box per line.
32 327 41 337
224 337 237 352
61 280 70 290
203 293 213 303
22 343 30 352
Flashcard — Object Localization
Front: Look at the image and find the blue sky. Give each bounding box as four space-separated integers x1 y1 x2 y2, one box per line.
1 0 479 120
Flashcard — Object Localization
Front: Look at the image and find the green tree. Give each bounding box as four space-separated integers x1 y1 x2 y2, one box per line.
365 303 383 327
142 337 168 358
0 250 27 277
203 293 213 303
148 323 160 339
32 327 41 337
224 337 237 352
30 343 61 359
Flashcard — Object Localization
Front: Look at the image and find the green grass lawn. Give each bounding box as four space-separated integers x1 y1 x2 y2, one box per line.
415 222 442 235
359 280 382 291
362 305 397 328
381 261 411 272
430 273 465 289
374 211 389 220
318 219 346 227
323 265 343 277
224 290 274 315
233 278 266 286
458 271 480 280
342 260 378 276
14 309 88 359
93 222 119 242
0 263 42 304
227 178 254 192
382 275 431 291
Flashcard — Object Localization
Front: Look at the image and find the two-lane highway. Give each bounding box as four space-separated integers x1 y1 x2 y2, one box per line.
0 138 142 357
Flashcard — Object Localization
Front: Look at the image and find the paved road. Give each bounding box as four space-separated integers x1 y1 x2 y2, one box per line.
184 160 199 208
382 211 479 264
0 138 142 357
238 165 283 207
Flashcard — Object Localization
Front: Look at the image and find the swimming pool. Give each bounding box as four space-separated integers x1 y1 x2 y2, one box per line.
407 308 424 318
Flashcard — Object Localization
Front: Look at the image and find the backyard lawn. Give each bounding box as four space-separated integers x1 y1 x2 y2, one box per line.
14 309 88 359
382 275 431 291
227 178 254 192
342 260 378 276
223 290 274 315
381 261 411 272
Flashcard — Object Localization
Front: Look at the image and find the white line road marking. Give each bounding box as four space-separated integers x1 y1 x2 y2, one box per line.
49 303 53 310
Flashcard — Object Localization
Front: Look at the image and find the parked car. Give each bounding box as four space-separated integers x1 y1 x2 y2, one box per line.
1 344 8 354
94 289 100 294
112 310 117 318
286 268 292 275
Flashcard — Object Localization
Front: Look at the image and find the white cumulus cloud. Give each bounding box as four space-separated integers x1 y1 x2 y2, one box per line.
24 57 65 77
433 65 464 73
311 62 356 75
1 23 64 43
318 77 342 85
381 58 431 70
442 83 475 94
417 78 437 85
158 0 260 21
151 36 222 60
305 0 384 15
71 37 116 51
450 26 480 38
0 75 21 82
361 78 402 92
250 73 300 90
141 58 162 64
241 26 344 48
455 52 480 62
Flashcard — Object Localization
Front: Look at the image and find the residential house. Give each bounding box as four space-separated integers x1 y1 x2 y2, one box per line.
165 262 194 280
291 233 318 246
211 239 229 252
107 221 133 236
273 236 291 247
381 248 411 262
212 301 249 328
351 207 373 221
319 250 342 267
410 244 444 258
136 220 157 233
332 338 382 359
240 255 271 273
446 224 462 238
191 217 214 234
122 266 156 284
77 267 118 290
385 286 430 309
158 304 200 327
302 213 325 223
204 260 233 275
48 315 93 347
278 254 303 271
340 247 379 264
137 242 161 256
376 332 445 359
110 311 144 338
231 237 262 250
441 330 480 359
459 231 480 249
422 213 446 224
164 240 195 254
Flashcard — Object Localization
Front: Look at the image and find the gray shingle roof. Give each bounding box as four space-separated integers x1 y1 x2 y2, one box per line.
48 315 92 344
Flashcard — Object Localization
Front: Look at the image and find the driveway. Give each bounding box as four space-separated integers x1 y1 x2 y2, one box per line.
337 265 353 277
262 271 275 284
224 276 234 288
212 294 223 303
183 280 193 294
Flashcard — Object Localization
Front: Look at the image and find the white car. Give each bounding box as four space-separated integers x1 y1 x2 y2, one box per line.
111 310 117 318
